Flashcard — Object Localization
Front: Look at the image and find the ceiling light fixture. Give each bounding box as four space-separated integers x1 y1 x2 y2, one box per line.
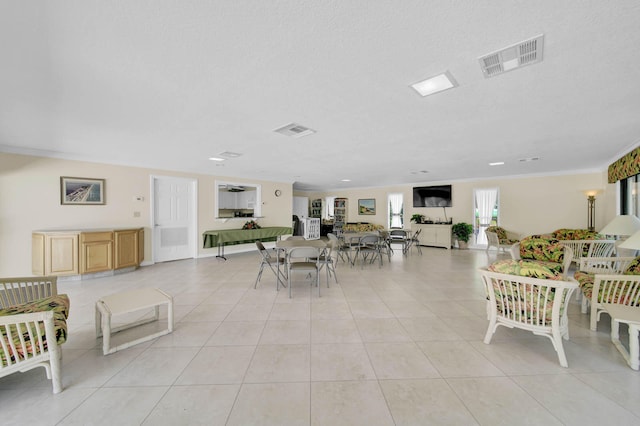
208 157 225 162
218 151 242 158
410 71 458 97
518 157 540 162
341 179 351 182
489 162 505 166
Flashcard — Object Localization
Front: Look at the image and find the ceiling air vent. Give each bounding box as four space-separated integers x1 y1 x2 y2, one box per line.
478 34 544 78
274 123 316 138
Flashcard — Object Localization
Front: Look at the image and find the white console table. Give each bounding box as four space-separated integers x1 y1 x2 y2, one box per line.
411 223 452 250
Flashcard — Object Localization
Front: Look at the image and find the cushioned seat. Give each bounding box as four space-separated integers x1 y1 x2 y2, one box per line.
488 259 564 281
510 236 573 278
0 294 70 366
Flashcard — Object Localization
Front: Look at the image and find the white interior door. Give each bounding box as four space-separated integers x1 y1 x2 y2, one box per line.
152 176 197 263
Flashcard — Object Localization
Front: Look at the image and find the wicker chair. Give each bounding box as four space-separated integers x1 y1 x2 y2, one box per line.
574 256 640 330
479 268 579 367
485 226 519 253
0 276 69 393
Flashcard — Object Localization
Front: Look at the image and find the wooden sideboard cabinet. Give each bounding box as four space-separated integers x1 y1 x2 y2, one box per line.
410 223 452 250
33 228 144 277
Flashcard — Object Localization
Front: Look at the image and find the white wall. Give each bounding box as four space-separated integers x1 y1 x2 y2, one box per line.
0 153 293 276
292 196 309 219
2 150 615 277
298 171 615 237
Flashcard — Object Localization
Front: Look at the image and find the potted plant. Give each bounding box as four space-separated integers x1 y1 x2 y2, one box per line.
410 214 425 224
452 222 473 249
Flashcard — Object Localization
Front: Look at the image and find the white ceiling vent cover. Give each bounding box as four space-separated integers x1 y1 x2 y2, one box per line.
274 123 316 138
478 34 544 78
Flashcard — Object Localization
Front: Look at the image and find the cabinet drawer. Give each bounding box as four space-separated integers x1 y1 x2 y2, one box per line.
81 231 113 243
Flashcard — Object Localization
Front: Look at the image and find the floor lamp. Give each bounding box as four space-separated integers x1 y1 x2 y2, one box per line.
584 190 600 232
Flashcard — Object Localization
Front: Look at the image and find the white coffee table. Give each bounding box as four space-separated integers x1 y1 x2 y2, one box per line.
96 288 174 355
601 303 640 370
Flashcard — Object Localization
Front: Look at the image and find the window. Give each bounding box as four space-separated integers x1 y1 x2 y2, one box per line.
620 175 640 216
388 193 403 228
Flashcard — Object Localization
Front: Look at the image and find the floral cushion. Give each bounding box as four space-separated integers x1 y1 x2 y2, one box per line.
486 226 507 240
574 271 640 305
488 259 563 280
0 294 70 367
623 257 640 275
573 271 594 292
342 223 384 233
487 276 559 325
486 226 518 244
519 237 565 263
551 229 603 240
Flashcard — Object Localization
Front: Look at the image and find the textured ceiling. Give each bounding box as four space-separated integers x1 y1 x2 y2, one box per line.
2 1 640 191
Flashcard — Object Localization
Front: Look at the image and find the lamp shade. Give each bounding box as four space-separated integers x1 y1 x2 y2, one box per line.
618 230 640 250
599 215 640 236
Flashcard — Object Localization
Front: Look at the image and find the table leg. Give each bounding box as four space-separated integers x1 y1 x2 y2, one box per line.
102 307 112 356
216 243 227 260
629 325 639 370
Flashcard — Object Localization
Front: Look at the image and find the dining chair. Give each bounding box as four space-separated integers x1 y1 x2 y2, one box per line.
328 233 353 265
352 234 383 268
287 246 322 298
377 230 393 261
254 241 287 290
313 239 338 285
407 228 422 255
388 229 409 255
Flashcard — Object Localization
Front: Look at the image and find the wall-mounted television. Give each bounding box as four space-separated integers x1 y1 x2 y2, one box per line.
413 185 452 207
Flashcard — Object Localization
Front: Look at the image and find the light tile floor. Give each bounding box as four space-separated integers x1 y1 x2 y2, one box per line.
1 247 639 425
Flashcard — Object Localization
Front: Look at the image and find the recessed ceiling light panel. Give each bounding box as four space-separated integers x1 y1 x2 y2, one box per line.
489 162 504 166
208 157 225 162
478 34 544 78
410 71 458 97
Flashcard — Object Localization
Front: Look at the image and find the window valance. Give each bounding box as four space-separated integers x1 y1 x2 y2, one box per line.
608 146 640 183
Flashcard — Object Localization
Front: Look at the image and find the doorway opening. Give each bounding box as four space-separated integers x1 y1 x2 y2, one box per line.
473 188 499 247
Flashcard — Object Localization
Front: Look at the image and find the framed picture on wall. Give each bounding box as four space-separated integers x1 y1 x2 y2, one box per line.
358 198 376 215
60 176 106 205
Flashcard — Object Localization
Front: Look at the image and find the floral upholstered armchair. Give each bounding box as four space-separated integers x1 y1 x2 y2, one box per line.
485 226 520 253
481 253 579 367
574 256 640 330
